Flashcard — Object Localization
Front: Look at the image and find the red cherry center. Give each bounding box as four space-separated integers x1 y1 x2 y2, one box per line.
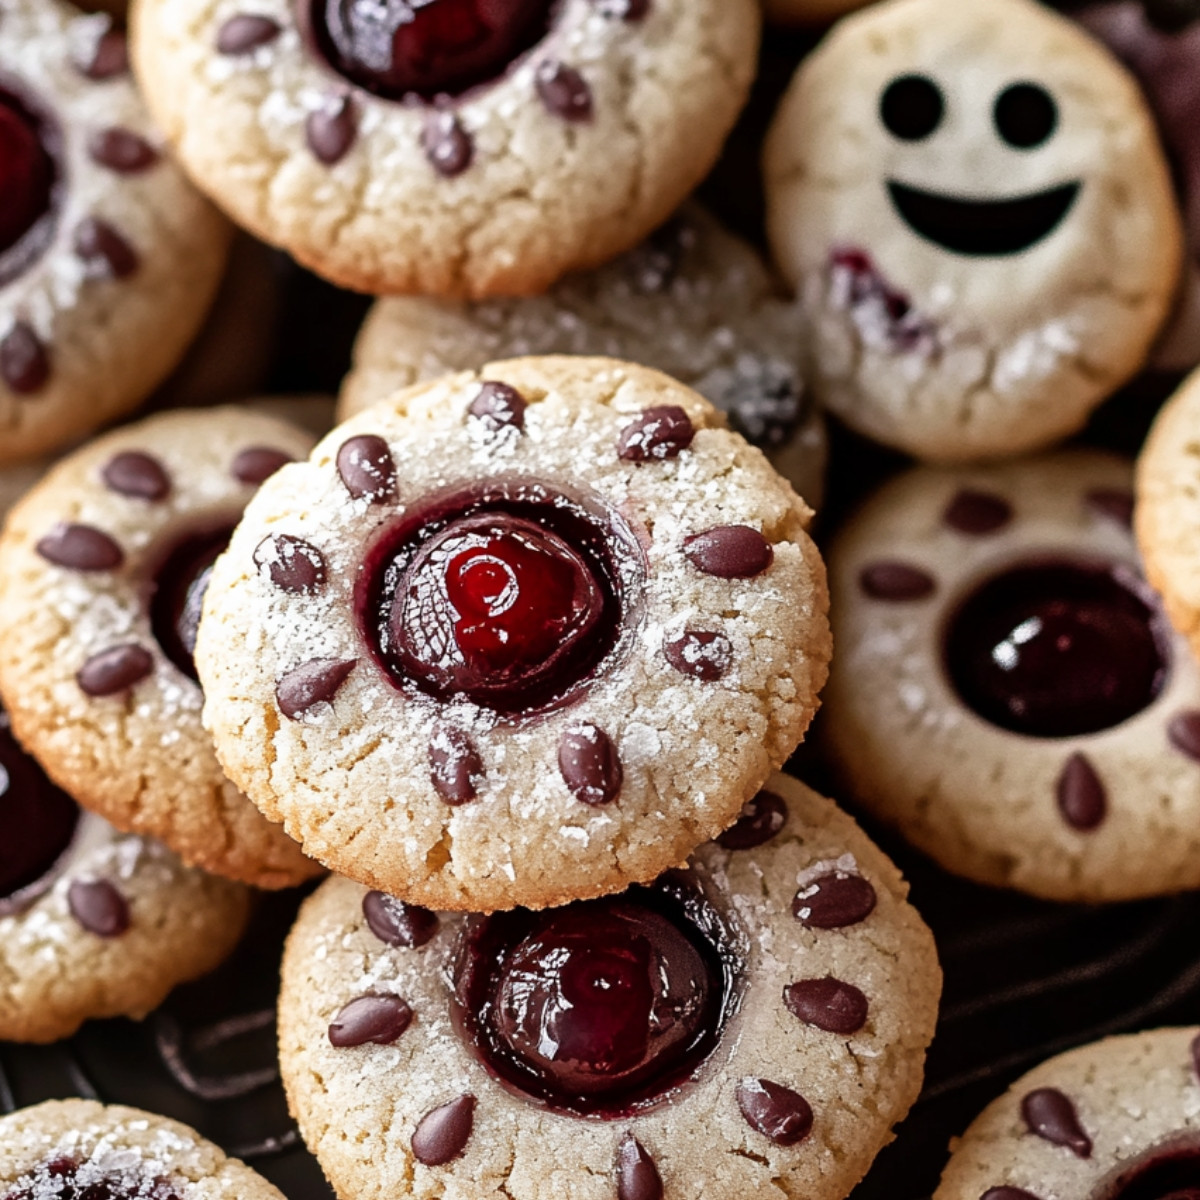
1 1156 182 1200
1093 1143 1200 1200
0 88 55 277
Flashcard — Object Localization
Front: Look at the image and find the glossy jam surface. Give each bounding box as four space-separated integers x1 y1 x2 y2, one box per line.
0 86 57 285
1 1156 181 1200
944 560 1170 738
312 0 553 100
1093 1143 1200 1200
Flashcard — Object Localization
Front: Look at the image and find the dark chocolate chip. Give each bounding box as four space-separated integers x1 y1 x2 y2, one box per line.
1192 1032 1200 1081
102 451 170 501
859 561 935 600
429 725 483 805
421 112 473 177
87 128 159 173
327 993 412 1047
232 446 294 484
736 1078 814 1146
616 1135 662 1200
77 645 154 697
793 871 877 929
943 489 1013 535
1 322 49 393
362 891 439 948
617 405 695 462
67 878 129 937
982 1189 1043 1200
36 523 123 571
535 60 592 121
74 218 139 278
783 977 869 1034
337 434 397 503
253 534 326 594
717 789 787 850
1021 1088 1092 1157
276 658 357 719
77 29 129 79
468 381 526 432
216 13 282 53
306 94 357 164
1056 753 1106 832
411 1095 475 1167
1169 712 1200 762
558 724 622 806
683 526 773 579
1086 488 1134 529
662 629 732 681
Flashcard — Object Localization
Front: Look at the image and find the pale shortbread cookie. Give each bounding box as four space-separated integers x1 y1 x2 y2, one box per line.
0 0 230 465
764 0 1183 462
197 357 831 912
824 450 1200 902
279 773 940 1200
130 0 759 298
936 1029 1200 1200
339 207 827 508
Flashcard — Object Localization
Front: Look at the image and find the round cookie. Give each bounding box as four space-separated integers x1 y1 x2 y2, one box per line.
0 0 231 465
0 1099 286 1198
0 406 323 889
196 356 831 912
824 450 1200 902
339 206 828 507
130 0 760 299
935 1028 1200 1200
278 772 941 1200
763 0 1183 463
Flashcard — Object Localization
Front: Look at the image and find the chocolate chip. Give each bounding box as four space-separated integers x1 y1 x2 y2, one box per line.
468 381 526 432
982 1189 1044 1200
663 629 732 681
1169 712 1200 761
276 658 356 719
859 561 935 600
1085 488 1135 529
327 993 412 1047
793 871 877 929
67 879 129 937
102 451 170 501
253 534 326 594
36 524 123 571
684 526 773 578
736 1078 814 1146
77 28 129 79
74 218 139 278
783 977 869 1034
87 128 159 174
535 61 593 121
429 725 483 805
593 0 649 17
1 322 49 393
216 13 282 53
616 1135 662 1200
617 406 695 462
421 112 473 177
306 93 357 164
717 789 787 850
337 434 397 503
943 489 1013 535
232 446 294 485
1191 1032 1200 1081
77 645 154 697
1021 1088 1092 1157
411 1095 475 1167
558 724 622 806
362 891 439 948
1056 753 1106 832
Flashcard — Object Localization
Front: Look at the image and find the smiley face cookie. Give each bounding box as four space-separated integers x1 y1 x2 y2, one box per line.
196 357 831 912
764 0 1183 463
278 773 940 1200
823 450 1200 902
0 0 231 465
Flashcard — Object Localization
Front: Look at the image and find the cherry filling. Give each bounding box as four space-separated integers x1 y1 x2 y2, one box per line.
1092 1142 1200 1200
311 0 554 101
0 84 58 286
1 1156 181 1200
453 875 739 1118
944 559 1170 738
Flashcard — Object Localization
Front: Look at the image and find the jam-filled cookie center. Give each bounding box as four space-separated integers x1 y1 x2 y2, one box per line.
0 84 59 286
1 1155 181 1200
1093 1140 1200 1200
944 558 1170 738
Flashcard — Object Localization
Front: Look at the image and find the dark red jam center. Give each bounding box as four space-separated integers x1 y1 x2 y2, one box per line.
0 85 58 286
311 0 553 101
944 559 1170 738
148 526 236 683
1 1156 181 1200
360 481 642 716
1093 1143 1200 1200
453 875 739 1118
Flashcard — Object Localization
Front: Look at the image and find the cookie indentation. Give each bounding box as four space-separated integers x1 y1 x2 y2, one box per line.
151 528 237 680
362 890 439 948
736 1078 814 1146
663 629 732 681
67 878 130 937
0 88 57 284
616 1135 662 1200
411 1094 476 1167
102 451 171 500
1056 753 1106 832
254 533 327 594
77 644 154 697
684 526 772 579
783 977 869 1033
328 993 412 1047
429 724 484 805
276 658 357 719
618 406 695 462
337 434 398 503
1020 1087 1092 1157
717 790 787 850
559 723 621 805
36 523 123 571
793 871 877 929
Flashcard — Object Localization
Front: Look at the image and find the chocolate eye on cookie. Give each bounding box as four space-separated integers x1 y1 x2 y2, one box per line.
823 449 1200 903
